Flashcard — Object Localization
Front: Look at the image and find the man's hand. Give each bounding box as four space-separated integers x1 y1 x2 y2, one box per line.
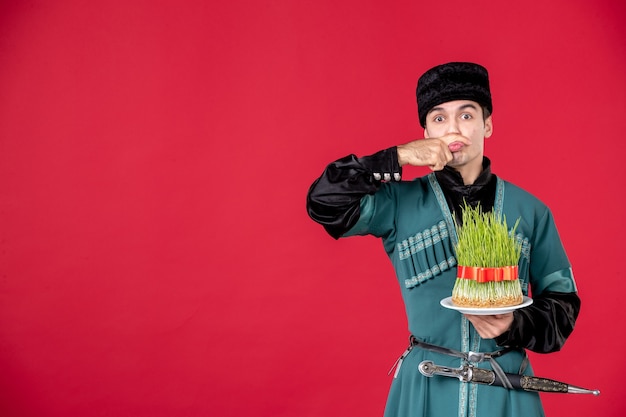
464 313 513 339
396 134 471 170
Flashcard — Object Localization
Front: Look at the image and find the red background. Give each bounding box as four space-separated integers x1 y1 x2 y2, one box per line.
1 1 625 416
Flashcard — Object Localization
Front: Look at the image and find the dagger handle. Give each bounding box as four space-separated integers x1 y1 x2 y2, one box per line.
466 366 496 385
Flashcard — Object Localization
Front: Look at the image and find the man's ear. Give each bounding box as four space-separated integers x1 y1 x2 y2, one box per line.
484 116 493 138
424 127 430 139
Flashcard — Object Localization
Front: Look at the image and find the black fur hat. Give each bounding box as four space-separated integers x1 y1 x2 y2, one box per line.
416 62 492 127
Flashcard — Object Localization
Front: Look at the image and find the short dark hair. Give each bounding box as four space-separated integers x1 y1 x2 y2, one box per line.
482 106 491 120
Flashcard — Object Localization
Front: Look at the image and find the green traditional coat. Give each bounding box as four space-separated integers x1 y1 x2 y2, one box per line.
344 174 577 417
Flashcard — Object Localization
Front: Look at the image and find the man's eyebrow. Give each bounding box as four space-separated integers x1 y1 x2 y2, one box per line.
428 103 479 114
458 103 479 111
428 106 445 113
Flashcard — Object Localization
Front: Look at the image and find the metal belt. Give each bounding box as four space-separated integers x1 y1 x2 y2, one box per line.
390 335 529 390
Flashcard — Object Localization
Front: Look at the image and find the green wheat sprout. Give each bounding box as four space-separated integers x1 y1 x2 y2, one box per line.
452 203 523 307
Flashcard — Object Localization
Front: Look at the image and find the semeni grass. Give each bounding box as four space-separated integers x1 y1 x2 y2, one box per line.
451 203 524 308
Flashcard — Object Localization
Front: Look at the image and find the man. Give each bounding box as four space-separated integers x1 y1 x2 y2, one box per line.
306 62 580 417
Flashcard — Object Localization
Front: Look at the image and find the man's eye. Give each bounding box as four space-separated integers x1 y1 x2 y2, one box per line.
434 116 444 122
461 113 472 120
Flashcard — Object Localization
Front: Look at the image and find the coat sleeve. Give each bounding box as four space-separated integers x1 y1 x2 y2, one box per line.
495 291 581 353
306 147 401 239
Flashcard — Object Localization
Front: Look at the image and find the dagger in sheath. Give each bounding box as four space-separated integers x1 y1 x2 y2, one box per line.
418 360 600 396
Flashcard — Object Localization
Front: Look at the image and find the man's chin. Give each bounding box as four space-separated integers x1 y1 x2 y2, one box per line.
447 154 465 167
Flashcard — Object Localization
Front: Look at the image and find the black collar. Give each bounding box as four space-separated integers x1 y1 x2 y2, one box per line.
433 157 497 222
434 157 493 190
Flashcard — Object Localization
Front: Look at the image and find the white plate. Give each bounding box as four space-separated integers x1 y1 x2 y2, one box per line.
440 296 533 315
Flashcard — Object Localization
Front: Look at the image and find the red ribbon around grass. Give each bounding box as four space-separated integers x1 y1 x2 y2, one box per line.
457 265 518 283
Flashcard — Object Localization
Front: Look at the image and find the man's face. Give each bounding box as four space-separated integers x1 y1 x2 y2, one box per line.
423 100 493 169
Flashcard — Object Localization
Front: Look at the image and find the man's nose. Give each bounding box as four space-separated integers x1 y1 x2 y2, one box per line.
446 119 460 134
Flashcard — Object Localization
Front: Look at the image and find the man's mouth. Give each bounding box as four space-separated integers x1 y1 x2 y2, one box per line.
448 141 464 152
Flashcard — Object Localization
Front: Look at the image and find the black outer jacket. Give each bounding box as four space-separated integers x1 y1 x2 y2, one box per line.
306 147 580 354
